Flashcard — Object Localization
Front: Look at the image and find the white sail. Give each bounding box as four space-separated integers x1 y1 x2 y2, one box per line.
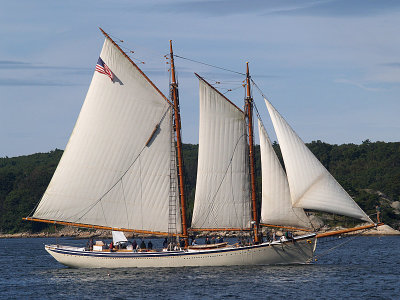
112 231 128 244
33 37 182 234
258 120 311 228
264 99 372 222
191 75 251 229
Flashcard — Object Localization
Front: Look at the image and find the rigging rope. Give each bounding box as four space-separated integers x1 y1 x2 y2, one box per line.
72 107 171 224
314 228 370 260
222 84 244 95
173 54 245 76
195 134 249 229
253 89 315 231
108 33 146 64
251 78 269 100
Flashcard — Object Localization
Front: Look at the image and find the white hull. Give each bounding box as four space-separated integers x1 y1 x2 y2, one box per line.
45 234 316 268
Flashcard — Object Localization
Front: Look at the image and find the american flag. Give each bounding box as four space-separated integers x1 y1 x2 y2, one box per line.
95 57 114 81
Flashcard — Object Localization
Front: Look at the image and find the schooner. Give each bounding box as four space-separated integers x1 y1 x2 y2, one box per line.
24 29 379 268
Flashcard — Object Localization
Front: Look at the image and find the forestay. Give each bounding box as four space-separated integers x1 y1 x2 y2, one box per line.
264 99 372 222
191 76 251 229
258 120 311 228
33 37 181 234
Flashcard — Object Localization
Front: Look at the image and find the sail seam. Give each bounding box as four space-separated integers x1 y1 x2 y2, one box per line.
196 73 244 114
292 174 325 207
71 107 171 225
99 28 172 107
195 133 248 229
121 179 130 229
257 114 313 229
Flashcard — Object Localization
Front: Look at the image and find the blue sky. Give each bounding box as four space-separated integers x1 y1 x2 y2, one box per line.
1 0 399 157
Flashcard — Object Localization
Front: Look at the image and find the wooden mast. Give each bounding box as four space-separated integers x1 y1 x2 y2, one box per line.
169 40 189 247
245 62 260 243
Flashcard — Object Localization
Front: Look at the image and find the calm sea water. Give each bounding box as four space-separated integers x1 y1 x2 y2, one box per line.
1 236 399 299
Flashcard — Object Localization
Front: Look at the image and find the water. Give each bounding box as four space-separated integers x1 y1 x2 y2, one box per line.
1 236 399 299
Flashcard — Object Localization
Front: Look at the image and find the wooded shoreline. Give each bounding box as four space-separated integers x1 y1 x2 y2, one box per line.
1 141 399 234
1 224 399 239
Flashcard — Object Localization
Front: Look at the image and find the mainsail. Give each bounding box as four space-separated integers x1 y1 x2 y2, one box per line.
264 98 372 222
33 36 181 234
258 120 311 229
191 75 252 229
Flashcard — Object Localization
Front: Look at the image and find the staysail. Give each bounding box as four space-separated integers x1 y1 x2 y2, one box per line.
258 120 311 228
191 75 252 229
33 36 181 234
264 98 372 222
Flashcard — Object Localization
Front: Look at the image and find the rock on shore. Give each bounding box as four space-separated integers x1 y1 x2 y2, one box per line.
362 224 400 235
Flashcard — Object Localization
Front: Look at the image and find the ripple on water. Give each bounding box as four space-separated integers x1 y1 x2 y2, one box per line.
1 236 399 299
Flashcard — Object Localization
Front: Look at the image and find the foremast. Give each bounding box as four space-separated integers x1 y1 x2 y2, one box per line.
169 41 189 247
245 62 260 243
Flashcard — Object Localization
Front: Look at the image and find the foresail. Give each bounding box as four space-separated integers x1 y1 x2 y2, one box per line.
33 37 181 234
258 120 311 229
191 75 251 229
264 99 372 222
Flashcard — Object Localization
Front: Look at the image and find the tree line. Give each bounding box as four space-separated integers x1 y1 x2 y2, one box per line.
0 140 399 234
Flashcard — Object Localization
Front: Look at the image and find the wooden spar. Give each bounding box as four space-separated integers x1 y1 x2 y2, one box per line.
189 228 252 232
260 223 312 232
245 62 260 243
316 223 383 238
145 124 160 146
98 27 172 107
23 217 184 237
169 40 189 246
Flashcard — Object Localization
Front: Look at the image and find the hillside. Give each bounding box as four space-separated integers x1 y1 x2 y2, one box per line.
0 141 399 234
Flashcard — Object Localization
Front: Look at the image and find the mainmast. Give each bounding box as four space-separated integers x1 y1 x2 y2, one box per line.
169 41 189 247
245 62 260 243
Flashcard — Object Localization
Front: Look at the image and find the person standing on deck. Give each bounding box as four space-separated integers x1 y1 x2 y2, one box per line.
140 240 146 249
132 239 137 251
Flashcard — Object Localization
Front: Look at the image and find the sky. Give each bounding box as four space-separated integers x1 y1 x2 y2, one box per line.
1 0 399 157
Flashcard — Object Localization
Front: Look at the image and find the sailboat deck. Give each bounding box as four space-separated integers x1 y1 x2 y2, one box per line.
47 233 316 256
